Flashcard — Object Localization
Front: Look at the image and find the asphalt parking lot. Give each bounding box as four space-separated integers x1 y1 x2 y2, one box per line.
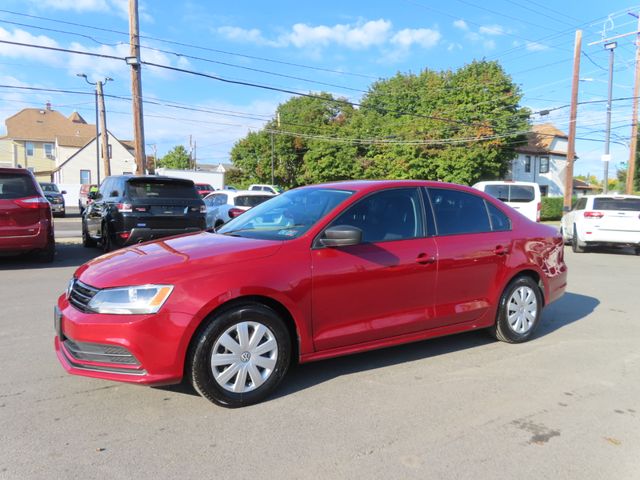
1 240 639 479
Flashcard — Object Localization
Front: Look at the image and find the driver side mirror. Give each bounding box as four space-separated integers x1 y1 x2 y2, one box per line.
319 225 362 248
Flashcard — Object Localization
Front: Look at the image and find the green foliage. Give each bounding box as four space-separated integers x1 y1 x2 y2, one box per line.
157 145 191 170
540 197 565 221
230 61 530 188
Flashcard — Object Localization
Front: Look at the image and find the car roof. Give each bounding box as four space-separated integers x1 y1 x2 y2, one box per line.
208 189 274 196
473 180 540 187
0 167 32 175
581 194 639 199
296 179 479 194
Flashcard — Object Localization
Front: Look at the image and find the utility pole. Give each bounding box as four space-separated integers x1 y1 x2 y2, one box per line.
193 139 197 170
128 0 146 175
603 41 617 194
627 13 640 194
564 30 582 212
96 80 111 177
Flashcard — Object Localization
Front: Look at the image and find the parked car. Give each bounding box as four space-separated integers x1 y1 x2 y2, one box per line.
473 181 541 222
39 182 66 217
248 184 283 194
78 184 97 214
56 180 567 407
203 189 274 229
0 167 54 262
560 194 640 254
195 183 215 198
82 175 206 251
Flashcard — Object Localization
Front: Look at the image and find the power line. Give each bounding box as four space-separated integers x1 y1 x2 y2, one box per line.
0 8 380 80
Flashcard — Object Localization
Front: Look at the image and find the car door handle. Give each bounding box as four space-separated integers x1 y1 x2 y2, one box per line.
416 253 436 265
494 245 510 255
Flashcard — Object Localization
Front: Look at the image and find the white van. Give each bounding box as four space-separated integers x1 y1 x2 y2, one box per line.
473 181 541 222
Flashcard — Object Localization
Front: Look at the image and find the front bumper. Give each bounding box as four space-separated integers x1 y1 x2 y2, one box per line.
54 296 192 386
50 203 65 213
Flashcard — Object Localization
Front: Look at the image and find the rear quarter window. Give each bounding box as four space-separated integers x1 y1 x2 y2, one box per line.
0 174 38 199
593 197 640 211
126 181 200 199
234 195 273 207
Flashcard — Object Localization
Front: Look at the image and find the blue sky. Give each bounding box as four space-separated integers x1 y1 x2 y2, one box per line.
0 0 638 180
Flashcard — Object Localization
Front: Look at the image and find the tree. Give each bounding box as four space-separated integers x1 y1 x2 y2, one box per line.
229 61 529 187
157 145 191 170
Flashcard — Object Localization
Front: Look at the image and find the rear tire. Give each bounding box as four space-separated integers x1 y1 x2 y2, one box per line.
82 221 96 248
35 239 55 263
489 276 542 344
101 223 113 252
188 302 291 408
571 225 586 253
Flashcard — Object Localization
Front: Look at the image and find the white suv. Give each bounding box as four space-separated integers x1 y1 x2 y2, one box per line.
203 190 275 229
561 194 640 253
248 184 283 194
472 181 541 222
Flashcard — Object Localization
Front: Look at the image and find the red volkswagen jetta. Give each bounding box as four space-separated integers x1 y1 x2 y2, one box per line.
55 180 567 407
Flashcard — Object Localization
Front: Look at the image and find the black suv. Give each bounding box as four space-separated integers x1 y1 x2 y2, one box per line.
82 175 206 251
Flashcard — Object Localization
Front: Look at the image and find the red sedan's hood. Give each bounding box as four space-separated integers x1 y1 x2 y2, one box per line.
74 232 282 288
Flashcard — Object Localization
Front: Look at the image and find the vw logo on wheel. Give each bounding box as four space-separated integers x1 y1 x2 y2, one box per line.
240 351 251 362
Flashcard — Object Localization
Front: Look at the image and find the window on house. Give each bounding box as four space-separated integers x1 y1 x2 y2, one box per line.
539 157 550 173
44 143 54 159
26 142 34 156
524 156 531 173
80 170 91 184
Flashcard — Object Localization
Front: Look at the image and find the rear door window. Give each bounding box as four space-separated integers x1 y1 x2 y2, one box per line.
126 180 200 199
234 195 272 207
593 197 640 211
484 185 534 203
0 174 38 199
429 188 492 235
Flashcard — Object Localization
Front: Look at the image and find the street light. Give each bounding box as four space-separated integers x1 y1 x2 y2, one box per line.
76 73 113 185
602 41 617 194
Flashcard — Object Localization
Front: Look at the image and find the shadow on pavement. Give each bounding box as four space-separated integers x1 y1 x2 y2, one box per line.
0 242 101 270
157 291 600 403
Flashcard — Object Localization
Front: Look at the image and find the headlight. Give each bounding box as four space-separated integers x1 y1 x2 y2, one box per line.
66 278 75 299
87 285 173 314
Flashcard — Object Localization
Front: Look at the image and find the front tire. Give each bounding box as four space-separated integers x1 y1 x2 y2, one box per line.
188 303 291 408
490 276 542 343
101 222 113 252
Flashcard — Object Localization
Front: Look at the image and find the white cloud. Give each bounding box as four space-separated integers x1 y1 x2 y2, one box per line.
0 28 62 64
526 41 549 52
390 28 441 49
478 24 506 36
447 42 463 52
24 0 152 21
453 20 468 30
216 26 272 46
283 20 392 49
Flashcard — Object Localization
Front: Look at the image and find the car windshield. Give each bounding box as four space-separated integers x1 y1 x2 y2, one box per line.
217 187 353 240
593 197 640 211
0 174 38 199
39 183 59 193
126 180 200 199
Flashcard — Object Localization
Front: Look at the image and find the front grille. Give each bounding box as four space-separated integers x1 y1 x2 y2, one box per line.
68 280 99 313
63 338 141 366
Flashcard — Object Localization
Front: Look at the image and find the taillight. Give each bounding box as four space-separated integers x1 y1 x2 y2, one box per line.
536 202 541 222
119 232 131 240
228 207 245 218
117 203 132 213
14 196 49 209
584 211 604 219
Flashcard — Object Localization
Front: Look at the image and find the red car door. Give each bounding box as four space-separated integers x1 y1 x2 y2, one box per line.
427 187 511 328
311 188 438 351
